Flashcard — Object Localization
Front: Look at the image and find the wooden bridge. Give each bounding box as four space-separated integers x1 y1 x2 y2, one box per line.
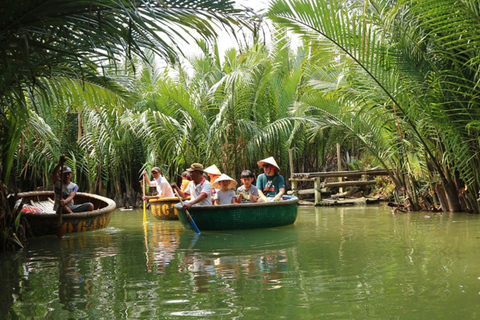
288 169 391 205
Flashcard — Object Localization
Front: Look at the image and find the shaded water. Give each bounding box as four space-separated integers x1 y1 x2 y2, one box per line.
2 204 480 319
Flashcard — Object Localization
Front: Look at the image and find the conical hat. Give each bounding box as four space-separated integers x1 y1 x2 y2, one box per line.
257 157 280 172
212 173 238 189
204 164 222 176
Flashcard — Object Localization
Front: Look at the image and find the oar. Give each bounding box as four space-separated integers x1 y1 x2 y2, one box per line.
143 218 152 273
174 190 201 234
56 163 64 238
142 176 147 223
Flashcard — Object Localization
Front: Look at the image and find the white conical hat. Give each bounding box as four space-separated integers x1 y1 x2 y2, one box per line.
212 173 238 189
204 164 222 176
257 157 280 172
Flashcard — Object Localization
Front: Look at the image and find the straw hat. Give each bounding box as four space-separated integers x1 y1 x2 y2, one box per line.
204 164 222 176
257 157 280 172
212 173 238 189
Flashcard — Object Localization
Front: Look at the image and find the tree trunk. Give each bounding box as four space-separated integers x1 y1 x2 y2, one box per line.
442 179 462 212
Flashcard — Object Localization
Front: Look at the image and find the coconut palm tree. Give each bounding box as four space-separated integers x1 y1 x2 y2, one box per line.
0 0 244 184
268 0 480 212
0 0 245 249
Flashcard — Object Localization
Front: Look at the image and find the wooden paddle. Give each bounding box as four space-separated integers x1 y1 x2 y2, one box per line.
56 161 64 238
142 176 147 223
174 190 201 234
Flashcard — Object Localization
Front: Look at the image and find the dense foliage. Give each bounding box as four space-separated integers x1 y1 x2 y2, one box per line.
0 0 244 250
4 0 480 250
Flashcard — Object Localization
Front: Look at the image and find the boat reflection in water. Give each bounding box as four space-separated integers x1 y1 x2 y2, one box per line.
20 230 119 313
144 221 183 274
173 226 298 293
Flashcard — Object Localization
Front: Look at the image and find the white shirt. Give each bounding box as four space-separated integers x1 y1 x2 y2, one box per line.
151 175 175 198
185 178 212 206
214 189 237 205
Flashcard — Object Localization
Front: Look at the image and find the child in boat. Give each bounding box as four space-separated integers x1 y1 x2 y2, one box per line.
236 170 259 203
212 174 238 205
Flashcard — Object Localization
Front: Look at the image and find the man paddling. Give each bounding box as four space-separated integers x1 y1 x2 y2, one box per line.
52 155 94 213
142 166 175 200
172 163 212 209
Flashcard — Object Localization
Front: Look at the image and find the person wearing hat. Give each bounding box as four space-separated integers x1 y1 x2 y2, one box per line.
204 164 222 198
212 173 238 205
142 166 175 200
256 156 286 202
173 163 212 209
51 155 94 213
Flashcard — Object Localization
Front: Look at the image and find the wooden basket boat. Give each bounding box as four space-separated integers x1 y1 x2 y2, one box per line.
148 197 179 220
173 196 299 231
17 191 116 237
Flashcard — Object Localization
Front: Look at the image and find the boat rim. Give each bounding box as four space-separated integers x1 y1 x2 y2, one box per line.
173 196 298 211
17 190 116 218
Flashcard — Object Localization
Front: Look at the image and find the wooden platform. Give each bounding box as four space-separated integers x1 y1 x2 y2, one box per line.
289 169 390 206
315 197 381 206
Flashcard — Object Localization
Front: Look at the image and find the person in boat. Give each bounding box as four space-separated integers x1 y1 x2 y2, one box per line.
236 170 259 203
142 166 175 200
212 174 238 205
52 155 94 214
204 164 222 198
256 157 286 202
173 163 212 209
180 171 191 192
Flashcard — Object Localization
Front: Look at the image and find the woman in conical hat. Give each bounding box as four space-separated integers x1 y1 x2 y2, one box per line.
256 156 285 202
212 174 238 205
204 164 222 176
204 164 222 197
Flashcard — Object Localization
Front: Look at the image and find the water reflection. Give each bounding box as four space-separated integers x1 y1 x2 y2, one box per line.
145 219 298 293
144 221 182 274
4 207 480 319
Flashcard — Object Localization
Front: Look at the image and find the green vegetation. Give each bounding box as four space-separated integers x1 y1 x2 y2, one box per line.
3 0 480 250
0 0 244 250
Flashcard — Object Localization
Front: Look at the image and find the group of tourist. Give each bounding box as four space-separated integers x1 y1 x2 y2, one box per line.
144 156 286 210
51 155 286 214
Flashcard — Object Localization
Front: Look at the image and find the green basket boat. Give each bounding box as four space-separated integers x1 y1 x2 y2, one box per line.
17 191 116 237
174 196 299 231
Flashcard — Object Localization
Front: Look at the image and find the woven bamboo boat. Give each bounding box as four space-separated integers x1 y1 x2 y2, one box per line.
173 196 299 231
18 191 116 237
148 197 179 220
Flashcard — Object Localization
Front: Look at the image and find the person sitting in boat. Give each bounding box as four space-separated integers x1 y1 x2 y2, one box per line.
236 170 259 203
52 155 94 214
180 171 191 192
212 174 238 205
204 164 222 198
256 157 286 202
142 166 175 200
173 163 212 209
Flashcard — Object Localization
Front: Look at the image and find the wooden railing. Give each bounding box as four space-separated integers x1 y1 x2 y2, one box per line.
289 169 391 205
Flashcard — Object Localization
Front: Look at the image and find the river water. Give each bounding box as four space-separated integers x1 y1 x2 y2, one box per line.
2 204 480 319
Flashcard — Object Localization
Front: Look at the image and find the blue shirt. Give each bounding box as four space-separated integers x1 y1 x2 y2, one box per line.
256 173 285 197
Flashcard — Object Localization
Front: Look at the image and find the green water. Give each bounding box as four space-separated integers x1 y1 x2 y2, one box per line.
2 204 480 319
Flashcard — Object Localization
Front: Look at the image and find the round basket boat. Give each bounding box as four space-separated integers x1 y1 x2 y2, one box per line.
149 197 189 220
17 191 116 237
174 196 299 231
